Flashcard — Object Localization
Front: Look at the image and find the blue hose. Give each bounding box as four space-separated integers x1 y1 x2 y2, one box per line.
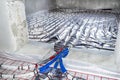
39 48 69 73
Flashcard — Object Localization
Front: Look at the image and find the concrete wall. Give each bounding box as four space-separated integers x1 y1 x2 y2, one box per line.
25 0 56 15
56 0 120 9
0 0 28 52
115 18 120 70
0 0 16 52
24 0 120 15
7 0 28 51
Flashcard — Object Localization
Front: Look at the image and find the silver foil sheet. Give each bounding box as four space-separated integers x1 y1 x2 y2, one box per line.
27 9 119 51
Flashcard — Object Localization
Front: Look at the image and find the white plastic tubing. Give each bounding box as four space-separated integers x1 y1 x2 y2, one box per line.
0 64 36 79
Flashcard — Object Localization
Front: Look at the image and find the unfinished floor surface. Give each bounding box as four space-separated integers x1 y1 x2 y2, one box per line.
0 51 120 80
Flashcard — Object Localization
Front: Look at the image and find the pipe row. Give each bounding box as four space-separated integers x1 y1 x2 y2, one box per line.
27 9 119 51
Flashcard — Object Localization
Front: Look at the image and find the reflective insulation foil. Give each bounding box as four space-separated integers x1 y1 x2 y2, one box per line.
27 9 119 51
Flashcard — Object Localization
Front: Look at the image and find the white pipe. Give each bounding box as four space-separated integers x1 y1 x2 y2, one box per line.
1 64 35 71
1 72 34 79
